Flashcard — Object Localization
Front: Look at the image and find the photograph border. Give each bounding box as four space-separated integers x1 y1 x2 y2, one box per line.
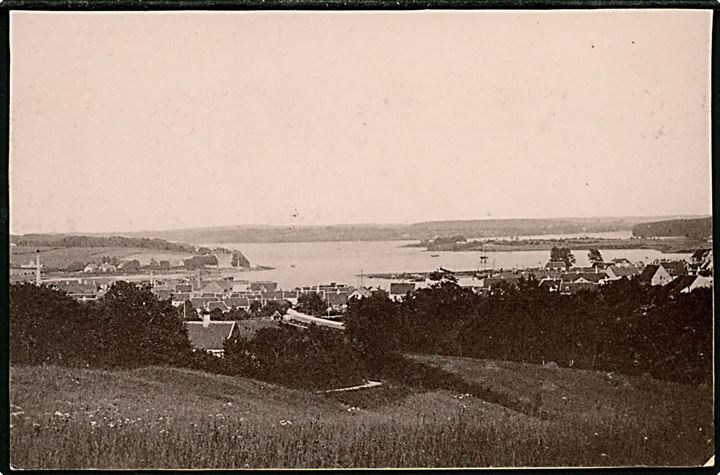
0 2 717 474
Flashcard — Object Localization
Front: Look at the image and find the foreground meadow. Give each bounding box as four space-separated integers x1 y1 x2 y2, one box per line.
10 358 713 469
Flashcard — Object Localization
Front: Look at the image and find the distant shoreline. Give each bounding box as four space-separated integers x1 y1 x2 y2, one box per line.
39 265 276 283
408 237 710 254
28 215 703 244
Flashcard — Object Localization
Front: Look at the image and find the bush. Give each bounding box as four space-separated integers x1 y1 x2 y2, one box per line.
10 282 194 369
224 325 370 389
344 278 712 385
10 283 94 365
183 255 218 270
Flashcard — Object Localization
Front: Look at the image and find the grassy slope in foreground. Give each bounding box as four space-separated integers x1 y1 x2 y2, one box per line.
10 361 712 469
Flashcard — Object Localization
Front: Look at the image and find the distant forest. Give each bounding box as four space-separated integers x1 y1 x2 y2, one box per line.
11 234 196 253
632 218 712 240
111 216 688 244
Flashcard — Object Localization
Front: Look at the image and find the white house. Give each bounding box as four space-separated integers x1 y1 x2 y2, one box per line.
636 264 673 286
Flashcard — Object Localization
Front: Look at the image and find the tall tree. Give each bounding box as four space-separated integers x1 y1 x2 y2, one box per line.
296 292 329 316
94 282 193 367
550 246 576 269
66 261 85 272
231 251 250 268
588 248 603 264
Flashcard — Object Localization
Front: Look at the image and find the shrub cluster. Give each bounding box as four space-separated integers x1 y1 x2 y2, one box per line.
222 325 370 389
10 282 194 368
344 278 712 384
182 255 219 269
10 276 712 388
12 235 196 253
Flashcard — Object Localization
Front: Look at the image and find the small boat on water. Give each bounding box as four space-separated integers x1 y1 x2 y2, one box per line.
290 264 296 268
430 253 440 257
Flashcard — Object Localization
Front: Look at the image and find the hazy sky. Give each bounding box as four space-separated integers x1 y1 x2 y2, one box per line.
10 10 712 234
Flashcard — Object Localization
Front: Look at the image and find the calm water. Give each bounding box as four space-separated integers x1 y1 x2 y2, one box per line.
204 237 690 290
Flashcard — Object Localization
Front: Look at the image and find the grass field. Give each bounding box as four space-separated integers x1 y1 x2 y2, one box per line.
10 358 713 469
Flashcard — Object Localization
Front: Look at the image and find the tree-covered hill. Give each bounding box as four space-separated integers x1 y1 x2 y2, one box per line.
11 234 197 253
632 217 712 240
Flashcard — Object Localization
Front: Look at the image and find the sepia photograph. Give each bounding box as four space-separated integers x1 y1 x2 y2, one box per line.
6 7 715 469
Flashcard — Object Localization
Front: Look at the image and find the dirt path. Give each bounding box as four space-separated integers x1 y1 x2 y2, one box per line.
321 380 383 393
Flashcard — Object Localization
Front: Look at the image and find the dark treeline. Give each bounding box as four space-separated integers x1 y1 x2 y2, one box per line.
10 282 194 368
10 278 712 391
223 326 370 389
221 326 532 413
345 278 712 385
113 217 656 244
182 255 219 270
12 235 197 253
632 217 711 240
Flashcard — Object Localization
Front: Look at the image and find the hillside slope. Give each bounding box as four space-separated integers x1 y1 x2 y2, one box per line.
10 361 713 469
105 216 689 244
632 217 712 240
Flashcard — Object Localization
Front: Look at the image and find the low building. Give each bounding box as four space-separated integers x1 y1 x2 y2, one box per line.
478 275 521 290
657 261 687 277
282 309 344 330
175 283 192 293
153 288 173 300
200 281 227 297
99 263 117 273
190 297 214 310
606 265 641 280
545 260 567 271
83 263 99 273
690 249 712 265
389 282 415 299
206 301 231 313
223 296 250 310
10 267 36 283
171 292 191 304
530 269 563 280
635 264 673 286
539 278 562 292
560 272 608 285
185 316 235 356
689 249 713 276
20 259 44 269
260 290 285 302
349 288 373 300
324 290 351 308
560 282 599 294
50 280 100 301
249 281 278 292
282 290 300 304
682 275 713 293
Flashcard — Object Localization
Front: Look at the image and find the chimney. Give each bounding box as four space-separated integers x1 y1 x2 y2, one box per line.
35 250 41 285
203 314 210 328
